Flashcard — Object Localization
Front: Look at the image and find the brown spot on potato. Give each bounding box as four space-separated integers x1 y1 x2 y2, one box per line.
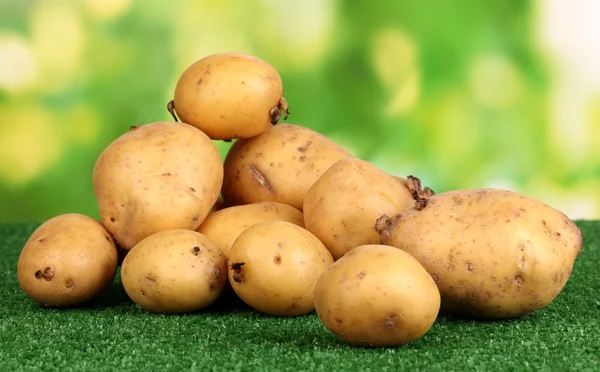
65 279 74 288
192 214 199 223
430 273 440 284
448 285 454 293
35 266 54 281
196 78 203 85
297 141 312 152
129 125 140 131
141 289 145 296
38 238 46 243
556 231 561 237
249 164 275 194
192 246 200 255
230 262 245 283
162 172 171 176
274 254 282 264
356 271 367 279
514 274 524 286
384 320 396 329
334 318 343 325
447 254 456 271
145 275 157 283
110 217 116 222
189 187 196 193
466 261 474 272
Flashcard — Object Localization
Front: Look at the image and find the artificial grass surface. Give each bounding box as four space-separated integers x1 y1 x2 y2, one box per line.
1 221 598 371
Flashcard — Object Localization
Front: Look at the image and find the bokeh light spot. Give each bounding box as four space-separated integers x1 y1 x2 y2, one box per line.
0 105 66 187
0 34 38 93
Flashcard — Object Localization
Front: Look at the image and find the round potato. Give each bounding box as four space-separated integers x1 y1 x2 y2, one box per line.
121 229 227 314
197 201 304 258
228 220 334 316
17 213 118 307
303 158 418 260
377 188 584 319
93 122 223 251
221 123 352 210
314 244 441 347
170 52 288 140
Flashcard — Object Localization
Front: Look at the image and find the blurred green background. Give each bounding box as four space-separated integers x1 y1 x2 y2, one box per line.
1 0 599 222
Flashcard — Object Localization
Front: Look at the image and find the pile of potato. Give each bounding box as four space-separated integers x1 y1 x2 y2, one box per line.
17 52 584 348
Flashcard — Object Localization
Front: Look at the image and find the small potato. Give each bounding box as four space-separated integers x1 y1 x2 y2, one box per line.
228 220 334 316
17 213 118 307
221 123 353 211
377 188 584 319
93 122 223 251
314 244 441 347
121 229 227 314
170 52 288 140
197 202 304 258
303 158 418 260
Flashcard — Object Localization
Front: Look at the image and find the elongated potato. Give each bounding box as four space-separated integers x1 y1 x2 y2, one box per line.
303 158 418 260
170 52 288 140
93 122 223 251
227 221 334 316
197 201 304 258
221 124 353 211
377 188 584 319
315 244 440 347
121 229 227 313
17 214 118 308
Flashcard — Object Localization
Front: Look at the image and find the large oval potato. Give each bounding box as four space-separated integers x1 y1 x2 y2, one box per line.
228 220 334 316
303 158 418 260
196 201 304 258
377 188 584 319
171 52 288 140
221 124 353 211
121 229 227 314
315 244 440 347
93 122 223 251
17 213 118 307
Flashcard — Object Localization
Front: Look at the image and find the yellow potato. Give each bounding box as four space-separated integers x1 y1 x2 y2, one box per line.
227 221 334 316
221 124 352 210
377 188 584 319
303 158 418 260
17 213 118 307
121 229 227 314
196 201 304 258
170 52 288 140
314 244 441 347
93 122 223 251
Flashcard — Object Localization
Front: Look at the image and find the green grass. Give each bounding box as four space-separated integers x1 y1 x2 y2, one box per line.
1 221 599 371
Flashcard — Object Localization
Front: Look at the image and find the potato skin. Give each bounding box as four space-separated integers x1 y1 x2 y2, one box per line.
173 52 286 140
196 202 304 258
303 158 416 260
121 229 227 314
93 122 223 251
314 244 441 347
221 124 352 211
17 214 118 307
227 221 334 316
378 188 584 319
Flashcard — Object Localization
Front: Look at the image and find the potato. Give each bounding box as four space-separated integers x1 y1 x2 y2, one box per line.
121 229 227 314
314 244 440 347
376 188 584 319
17 213 118 307
197 201 304 258
169 52 289 140
227 220 334 316
93 122 223 251
303 158 418 260
221 124 352 210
